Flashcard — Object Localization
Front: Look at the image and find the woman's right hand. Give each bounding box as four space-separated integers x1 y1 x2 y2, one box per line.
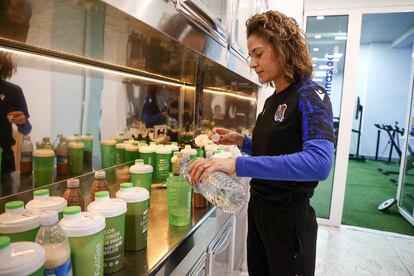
211 128 244 147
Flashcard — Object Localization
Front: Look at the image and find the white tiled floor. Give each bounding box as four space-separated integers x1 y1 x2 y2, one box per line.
236 225 414 275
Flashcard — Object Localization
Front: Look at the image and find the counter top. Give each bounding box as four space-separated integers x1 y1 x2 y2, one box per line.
114 186 216 275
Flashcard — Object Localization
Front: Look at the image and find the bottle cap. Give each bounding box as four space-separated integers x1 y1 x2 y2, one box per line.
5 201 24 210
95 191 110 199
125 144 139 152
100 139 116 146
60 207 105 237
120 183 133 189
39 210 58 226
139 146 155 153
0 203 39 233
33 189 49 198
67 178 80 187
68 141 84 149
33 149 54 158
116 186 149 203
0 240 45 275
88 195 127 218
63 206 81 216
94 170 106 179
115 143 126 149
156 147 172 154
130 163 153 174
27 190 67 214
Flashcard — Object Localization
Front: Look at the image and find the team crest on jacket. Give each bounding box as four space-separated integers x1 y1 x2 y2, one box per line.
274 103 287 122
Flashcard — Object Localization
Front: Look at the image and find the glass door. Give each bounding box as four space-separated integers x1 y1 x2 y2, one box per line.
305 15 349 219
398 43 414 227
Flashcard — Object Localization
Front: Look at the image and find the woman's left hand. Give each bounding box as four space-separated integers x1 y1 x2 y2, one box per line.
188 157 236 184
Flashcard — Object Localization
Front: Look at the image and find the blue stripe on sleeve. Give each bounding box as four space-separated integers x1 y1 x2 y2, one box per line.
241 136 252 155
235 139 334 181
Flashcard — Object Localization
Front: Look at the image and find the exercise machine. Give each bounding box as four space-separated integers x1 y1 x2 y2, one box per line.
349 97 365 161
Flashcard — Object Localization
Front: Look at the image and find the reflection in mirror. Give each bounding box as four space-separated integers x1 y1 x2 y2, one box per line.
0 47 199 197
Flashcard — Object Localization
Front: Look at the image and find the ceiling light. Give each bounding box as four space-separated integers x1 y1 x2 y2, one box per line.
314 71 325 77
313 48 319 52
314 34 322 39
312 78 323 82
334 36 347 40
316 16 324 20
319 65 332 70
312 57 318 61
312 64 316 67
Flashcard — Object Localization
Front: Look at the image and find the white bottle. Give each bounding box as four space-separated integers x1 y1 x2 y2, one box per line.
35 210 73 276
180 159 247 214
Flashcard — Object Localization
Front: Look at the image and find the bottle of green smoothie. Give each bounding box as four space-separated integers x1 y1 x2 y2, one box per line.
116 183 149 251
87 191 127 274
0 236 45 275
59 206 105 276
0 201 40 242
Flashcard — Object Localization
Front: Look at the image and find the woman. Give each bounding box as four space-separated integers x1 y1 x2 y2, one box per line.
189 10 334 276
0 53 31 173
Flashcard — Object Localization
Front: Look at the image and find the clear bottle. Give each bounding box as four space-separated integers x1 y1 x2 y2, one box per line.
35 210 73 276
180 159 247 214
90 170 110 202
20 135 33 174
63 178 85 210
56 136 69 176
42 137 53 149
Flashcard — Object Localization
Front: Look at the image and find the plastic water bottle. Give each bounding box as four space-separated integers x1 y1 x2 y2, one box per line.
20 135 34 174
180 159 247 214
35 210 73 276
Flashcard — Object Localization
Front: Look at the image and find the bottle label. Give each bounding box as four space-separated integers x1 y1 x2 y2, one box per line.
57 155 68 164
21 151 32 162
44 258 72 276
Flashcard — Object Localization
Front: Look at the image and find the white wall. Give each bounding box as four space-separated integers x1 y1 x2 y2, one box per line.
305 0 414 10
100 79 128 140
268 0 304 27
352 43 412 159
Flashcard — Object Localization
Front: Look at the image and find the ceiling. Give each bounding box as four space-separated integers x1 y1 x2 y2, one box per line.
306 12 414 77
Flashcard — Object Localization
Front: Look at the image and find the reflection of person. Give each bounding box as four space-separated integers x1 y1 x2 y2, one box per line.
164 93 192 126
0 0 32 43
141 87 165 128
189 11 334 276
0 53 31 173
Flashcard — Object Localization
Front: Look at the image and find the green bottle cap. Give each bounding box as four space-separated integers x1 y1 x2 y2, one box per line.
120 183 133 189
33 189 49 197
0 236 11 250
63 206 81 215
5 201 24 210
95 191 110 198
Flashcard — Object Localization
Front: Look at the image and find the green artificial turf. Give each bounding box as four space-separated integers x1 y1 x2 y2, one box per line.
311 159 414 236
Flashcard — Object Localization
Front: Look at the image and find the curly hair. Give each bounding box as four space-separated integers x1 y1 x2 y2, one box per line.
246 10 312 82
0 53 15 80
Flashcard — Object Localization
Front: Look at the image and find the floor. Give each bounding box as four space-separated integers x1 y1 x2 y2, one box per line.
237 224 414 276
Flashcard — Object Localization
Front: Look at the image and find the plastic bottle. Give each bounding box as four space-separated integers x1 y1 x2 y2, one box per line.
90 170 110 202
180 159 247 214
63 178 85 211
35 211 73 275
56 136 69 176
20 135 34 174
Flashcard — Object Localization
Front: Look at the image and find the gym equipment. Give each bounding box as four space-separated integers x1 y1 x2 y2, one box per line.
349 97 365 161
378 198 397 211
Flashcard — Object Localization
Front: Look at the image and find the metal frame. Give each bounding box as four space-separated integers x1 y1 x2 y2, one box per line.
305 4 414 227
